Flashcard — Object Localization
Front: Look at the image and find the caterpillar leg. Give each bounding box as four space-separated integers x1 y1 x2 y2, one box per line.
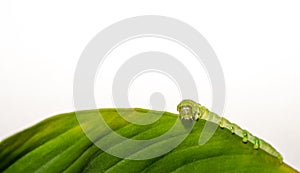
254 137 260 149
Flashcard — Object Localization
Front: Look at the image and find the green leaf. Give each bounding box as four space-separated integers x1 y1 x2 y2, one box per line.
0 108 298 173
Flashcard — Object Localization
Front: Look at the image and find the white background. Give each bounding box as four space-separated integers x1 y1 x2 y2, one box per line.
1 0 299 170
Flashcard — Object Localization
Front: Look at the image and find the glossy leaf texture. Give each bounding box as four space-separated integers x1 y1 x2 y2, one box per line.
0 108 298 173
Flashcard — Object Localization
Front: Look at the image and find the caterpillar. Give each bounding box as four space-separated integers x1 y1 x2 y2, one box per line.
177 99 283 163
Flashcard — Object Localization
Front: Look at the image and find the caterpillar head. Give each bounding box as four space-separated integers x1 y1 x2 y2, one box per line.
177 99 201 121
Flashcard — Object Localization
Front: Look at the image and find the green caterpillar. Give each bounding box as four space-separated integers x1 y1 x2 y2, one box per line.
177 99 283 163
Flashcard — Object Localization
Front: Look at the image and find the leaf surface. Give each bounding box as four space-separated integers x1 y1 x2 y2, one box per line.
0 109 298 173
